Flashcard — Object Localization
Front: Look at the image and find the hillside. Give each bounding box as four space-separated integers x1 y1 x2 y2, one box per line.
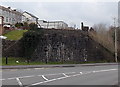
3 30 28 40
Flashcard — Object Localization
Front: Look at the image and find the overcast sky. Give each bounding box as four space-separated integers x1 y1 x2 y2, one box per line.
0 0 119 28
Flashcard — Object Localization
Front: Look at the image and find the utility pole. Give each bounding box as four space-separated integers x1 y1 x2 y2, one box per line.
113 17 118 62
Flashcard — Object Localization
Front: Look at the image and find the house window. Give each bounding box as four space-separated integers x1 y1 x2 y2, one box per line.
12 18 15 22
6 17 9 22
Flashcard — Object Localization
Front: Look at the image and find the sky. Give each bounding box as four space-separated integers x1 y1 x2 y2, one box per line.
0 0 119 28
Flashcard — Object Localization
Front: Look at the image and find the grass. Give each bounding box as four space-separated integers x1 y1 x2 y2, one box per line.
2 57 46 66
2 57 75 66
1 57 110 66
3 30 28 40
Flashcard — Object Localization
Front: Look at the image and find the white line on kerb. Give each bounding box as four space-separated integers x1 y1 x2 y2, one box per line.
80 72 83 74
41 75 49 81
0 79 5 80
62 73 68 77
16 78 23 86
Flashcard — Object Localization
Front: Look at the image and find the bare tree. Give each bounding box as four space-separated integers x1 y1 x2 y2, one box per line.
89 23 115 54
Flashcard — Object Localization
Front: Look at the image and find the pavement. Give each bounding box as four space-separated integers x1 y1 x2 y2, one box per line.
1 63 118 69
1 64 119 86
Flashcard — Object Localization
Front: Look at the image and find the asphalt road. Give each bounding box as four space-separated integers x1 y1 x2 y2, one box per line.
1 64 118 87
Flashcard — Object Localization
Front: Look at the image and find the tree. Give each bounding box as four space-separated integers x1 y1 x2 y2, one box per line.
29 23 38 30
23 22 29 29
15 22 23 28
89 23 115 54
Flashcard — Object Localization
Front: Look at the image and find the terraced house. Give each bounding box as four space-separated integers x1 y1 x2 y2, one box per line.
0 5 39 35
0 6 23 28
38 20 68 29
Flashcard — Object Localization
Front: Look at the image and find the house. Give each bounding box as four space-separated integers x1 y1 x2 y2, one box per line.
38 20 68 29
0 16 4 35
22 11 38 24
0 6 23 28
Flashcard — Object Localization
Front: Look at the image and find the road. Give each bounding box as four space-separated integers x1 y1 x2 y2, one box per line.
1 64 118 87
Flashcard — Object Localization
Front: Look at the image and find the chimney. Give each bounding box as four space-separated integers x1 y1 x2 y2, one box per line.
81 22 84 30
8 7 11 9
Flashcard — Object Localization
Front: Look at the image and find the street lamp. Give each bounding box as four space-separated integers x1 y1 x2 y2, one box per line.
114 27 118 62
113 17 118 62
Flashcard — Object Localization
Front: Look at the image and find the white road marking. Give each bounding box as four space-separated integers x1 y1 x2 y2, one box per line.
64 72 76 74
34 68 44 70
7 75 35 80
62 73 68 77
28 76 69 86
41 75 49 81
27 68 118 86
2 72 75 81
84 71 92 74
0 79 5 80
16 78 23 86
10 69 18 71
93 69 117 73
38 72 75 76
8 78 15 80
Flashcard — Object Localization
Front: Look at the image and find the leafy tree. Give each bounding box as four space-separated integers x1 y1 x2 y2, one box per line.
29 23 38 30
15 22 23 28
23 22 29 29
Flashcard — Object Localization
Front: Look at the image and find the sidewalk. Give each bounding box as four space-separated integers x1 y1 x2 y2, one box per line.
1 63 118 69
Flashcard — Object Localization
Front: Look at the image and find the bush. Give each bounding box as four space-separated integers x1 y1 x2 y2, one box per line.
22 29 44 61
29 23 38 30
15 22 23 28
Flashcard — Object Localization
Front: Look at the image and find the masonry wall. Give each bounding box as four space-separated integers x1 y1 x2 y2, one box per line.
2 29 115 62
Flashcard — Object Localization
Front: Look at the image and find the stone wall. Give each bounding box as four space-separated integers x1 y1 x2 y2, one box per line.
2 29 115 62
2 39 24 57
30 29 114 62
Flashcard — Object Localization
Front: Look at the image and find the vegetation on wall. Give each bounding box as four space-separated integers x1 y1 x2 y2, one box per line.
22 24 44 63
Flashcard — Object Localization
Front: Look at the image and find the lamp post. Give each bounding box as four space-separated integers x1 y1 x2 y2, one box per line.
113 17 118 62
114 27 118 62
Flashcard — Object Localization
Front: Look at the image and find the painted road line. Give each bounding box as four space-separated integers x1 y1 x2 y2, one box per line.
10 69 18 71
27 68 118 86
6 75 35 80
16 78 23 87
93 69 117 73
28 76 68 87
3 72 75 81
84 71 92 74
41 75 49 81
0 79 5 80
80 72 83 74
34 68 44 70
65 72 76 74
62 73 69 77
38 72 75 76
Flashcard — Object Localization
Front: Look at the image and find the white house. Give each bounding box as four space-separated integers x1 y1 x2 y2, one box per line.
22 11 38 24
38 20 68 29
0 6 23 27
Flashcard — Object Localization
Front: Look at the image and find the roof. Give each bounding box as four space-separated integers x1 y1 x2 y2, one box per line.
38 20 67 24
23 11 38 19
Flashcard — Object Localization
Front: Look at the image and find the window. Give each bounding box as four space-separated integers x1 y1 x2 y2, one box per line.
6 17 9 22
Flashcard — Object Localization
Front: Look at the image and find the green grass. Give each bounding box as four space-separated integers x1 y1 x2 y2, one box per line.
1 57 110 66
2 57 46 66
3 30 28 40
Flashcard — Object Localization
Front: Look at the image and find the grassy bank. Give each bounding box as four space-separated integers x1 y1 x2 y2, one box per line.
3 30 28 40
